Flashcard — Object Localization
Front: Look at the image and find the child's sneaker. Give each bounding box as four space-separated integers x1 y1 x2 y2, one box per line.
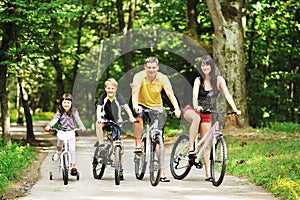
70 168 77 176
52 152 60 162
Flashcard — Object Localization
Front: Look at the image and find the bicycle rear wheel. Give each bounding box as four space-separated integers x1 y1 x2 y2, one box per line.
149 134 163 186
134 137 147 180
114 145 122 185
210 135 227 186
92 146 106 179
170 134 191 180
62 154 69 185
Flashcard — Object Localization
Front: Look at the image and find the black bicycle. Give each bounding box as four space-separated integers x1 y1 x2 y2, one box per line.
92 120 133 185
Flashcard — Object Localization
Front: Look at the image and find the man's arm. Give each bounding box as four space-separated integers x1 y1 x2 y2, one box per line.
165 88 181 118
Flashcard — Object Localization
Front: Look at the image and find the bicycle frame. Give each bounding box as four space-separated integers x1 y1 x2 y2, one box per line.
143 119 160 165
194 121 219 161
57 130 76 171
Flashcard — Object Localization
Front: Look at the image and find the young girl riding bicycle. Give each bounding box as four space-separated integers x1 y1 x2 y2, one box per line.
45 93 86 175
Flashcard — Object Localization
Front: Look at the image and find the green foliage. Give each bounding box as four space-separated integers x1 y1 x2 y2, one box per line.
225 124 300 200
0 140 37 196
245 0 300 126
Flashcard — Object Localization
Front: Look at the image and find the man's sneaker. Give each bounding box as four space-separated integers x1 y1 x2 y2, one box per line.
52 152 60 162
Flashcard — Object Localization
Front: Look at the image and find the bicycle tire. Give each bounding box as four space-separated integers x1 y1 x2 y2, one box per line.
210 135 227 187
149 134 163 186
92 146 106 179
170 134 191 180
134 137 147 180
62 154 69 185
114 145 122 185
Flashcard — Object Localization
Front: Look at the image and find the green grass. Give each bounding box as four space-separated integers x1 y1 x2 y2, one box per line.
164 122 300 200
0 139 37 196
225 127 300 200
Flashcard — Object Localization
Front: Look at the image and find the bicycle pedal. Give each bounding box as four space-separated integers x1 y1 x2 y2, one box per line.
195 162 203 169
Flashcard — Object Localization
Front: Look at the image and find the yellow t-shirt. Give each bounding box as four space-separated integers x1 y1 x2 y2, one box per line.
132 70 173 110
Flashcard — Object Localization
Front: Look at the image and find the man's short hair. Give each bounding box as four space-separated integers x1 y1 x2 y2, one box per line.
144 56 159 64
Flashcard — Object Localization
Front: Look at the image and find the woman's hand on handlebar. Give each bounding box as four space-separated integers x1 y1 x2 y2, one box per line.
174 109 181 118
235 110 241 115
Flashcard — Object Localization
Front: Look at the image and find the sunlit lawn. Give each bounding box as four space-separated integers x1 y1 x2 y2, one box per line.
225 128 300 200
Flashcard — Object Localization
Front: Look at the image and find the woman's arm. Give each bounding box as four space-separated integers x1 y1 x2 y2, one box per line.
217 76 241 114
192 77 202 111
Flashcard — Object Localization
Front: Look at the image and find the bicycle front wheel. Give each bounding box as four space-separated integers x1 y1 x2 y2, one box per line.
170 134 191 180
134 137 147 180
149 134 163 187
114 145 122 185
92 146 106 179
62 154 69 185
210 135 227 187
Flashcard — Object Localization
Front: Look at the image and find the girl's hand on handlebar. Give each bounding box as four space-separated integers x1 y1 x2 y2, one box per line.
45 125 51 131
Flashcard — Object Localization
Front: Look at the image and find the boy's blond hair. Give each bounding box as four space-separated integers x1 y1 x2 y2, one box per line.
104 78 118 88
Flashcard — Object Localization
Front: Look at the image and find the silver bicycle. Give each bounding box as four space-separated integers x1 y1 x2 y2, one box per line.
170 110 237 186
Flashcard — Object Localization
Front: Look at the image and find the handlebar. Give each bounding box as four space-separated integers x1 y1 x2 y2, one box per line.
47 128 81 133
142 108 176 116
201 109 238 115
102 119 139 126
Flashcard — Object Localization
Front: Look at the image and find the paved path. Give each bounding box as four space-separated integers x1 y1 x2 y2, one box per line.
11 122 278 200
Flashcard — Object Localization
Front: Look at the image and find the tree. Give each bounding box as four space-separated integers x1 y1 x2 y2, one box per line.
206 0 249 127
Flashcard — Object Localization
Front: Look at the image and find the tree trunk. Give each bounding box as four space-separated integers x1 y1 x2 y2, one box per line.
117 0 134 83
0 3 15 144
0 66 11 144
19 82 35 142
206 0 249 127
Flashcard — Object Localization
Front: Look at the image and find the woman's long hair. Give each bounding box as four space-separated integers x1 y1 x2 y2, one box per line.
58 93 76 117
198 55 218 92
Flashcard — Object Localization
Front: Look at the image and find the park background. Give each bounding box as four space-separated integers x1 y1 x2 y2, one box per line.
0 0 299 199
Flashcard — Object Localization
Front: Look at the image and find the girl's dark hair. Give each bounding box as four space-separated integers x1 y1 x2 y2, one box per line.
58 93 76 117
198 55 218 91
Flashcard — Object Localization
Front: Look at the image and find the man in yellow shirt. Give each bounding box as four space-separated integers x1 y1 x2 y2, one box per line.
131 56 181 182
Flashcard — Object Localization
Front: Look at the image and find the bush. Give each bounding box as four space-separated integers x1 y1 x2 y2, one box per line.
0 142 36 196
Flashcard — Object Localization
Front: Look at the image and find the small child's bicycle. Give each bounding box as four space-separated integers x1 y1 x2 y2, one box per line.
92 119 134 185
48 128 80 185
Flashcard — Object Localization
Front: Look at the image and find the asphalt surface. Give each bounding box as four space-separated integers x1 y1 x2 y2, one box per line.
11 121 278 200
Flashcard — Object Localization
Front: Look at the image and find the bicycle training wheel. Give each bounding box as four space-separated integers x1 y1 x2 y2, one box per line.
149 134 163 186
62 154 69 185
114 145 122 185
134 137 147 180
170 134 191 180
92 146 106 179
210 135 227 187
